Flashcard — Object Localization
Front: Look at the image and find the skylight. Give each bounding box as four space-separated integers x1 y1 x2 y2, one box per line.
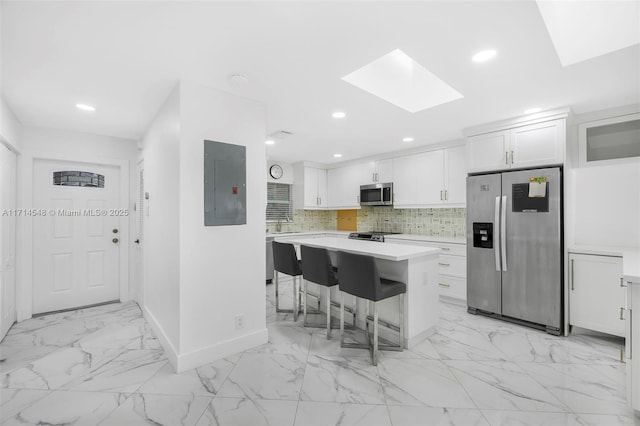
341 49 463 113
536 0 640 67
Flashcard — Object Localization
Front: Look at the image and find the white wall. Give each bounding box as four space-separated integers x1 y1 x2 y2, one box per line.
267 161 294 185
572 163 640 248
140 86 181 358
177 81 267 370
16 126 137 320
1 97 21 152
567 104 640 249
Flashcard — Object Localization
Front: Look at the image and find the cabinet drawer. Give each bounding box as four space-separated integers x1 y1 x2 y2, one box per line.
434 243 466 257
438 255 466 278
437 276 466 300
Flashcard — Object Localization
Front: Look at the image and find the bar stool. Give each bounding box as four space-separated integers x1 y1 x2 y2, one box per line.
301 245 344 338
337 250 406 366
272 241 303 321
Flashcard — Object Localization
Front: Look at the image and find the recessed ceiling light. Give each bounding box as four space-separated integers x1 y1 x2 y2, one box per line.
472 49 497 63
403 137 414 142
265 139 275 145
333 153 343 158
76 103 96 112
332 112 346 119
524 107 542 114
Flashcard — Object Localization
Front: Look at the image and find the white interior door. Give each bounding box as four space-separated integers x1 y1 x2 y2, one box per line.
33 160 121 314
134 161 144 304
0 144 17 338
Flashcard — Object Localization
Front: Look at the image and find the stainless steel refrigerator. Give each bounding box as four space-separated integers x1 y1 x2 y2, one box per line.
466 167 562 335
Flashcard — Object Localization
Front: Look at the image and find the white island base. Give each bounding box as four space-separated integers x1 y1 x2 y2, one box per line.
278 237 441 349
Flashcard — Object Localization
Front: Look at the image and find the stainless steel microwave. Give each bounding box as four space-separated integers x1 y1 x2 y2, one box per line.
360 183 393 206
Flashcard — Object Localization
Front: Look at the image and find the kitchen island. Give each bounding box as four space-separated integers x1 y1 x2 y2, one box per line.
276 236 440 348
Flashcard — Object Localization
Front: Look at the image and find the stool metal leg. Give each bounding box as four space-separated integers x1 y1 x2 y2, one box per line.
373 301 379 366
326 286 331 339
303 278 308 325
339 292 345 346
399 293 405 349
293 276 299 322
275 271 280 312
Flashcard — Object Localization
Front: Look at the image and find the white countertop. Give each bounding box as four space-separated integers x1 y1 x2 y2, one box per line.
384 234 466 245
276 236 440 261
266 231 465 245
266 230 350 239
569 245 640 284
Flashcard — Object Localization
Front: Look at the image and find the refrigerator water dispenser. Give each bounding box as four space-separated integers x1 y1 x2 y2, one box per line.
472 222 493 248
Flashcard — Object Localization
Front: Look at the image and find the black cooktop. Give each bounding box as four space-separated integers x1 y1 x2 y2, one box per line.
348 231 401 242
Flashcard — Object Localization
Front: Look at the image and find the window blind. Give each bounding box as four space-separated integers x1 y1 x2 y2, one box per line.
266 182 293 222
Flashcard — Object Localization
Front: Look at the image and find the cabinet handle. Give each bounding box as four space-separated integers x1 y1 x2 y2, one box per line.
571 258 574 290
438 283 450 288
440 247 450 251
621 277 627 287
440 190 443 201
438 262 450 267
444 190 448 200
620 307 625 320
511 150 515 164
505 151 509 165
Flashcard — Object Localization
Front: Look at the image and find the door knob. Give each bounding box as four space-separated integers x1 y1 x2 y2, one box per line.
134 239 140 244
112 238 119 244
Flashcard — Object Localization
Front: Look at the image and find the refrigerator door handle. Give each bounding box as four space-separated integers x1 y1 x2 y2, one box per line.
495 196 501 272
501 195 507 271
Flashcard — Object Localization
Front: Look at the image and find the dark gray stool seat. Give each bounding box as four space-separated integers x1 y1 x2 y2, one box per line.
272 241 303 321
337 250 406 365
301 245 356 338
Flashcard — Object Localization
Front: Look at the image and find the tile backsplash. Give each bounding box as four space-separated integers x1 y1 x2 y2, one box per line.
266 209 337 233
357 207 466 238
267 207 466 238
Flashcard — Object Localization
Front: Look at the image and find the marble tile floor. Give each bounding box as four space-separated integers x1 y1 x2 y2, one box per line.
0 281 637 425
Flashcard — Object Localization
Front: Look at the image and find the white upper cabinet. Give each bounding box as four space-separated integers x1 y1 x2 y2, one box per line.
467 118 565 173
393 146 467 208
327 164 366 209
578 112 640 167
444 145 467 205
466 130 509 173
393 150 445 207
370 159 393 183
294 164 328 210
510 119 565 169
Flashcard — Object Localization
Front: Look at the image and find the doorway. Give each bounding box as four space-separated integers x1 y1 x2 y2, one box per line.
32 159 122 314
0 144 17 338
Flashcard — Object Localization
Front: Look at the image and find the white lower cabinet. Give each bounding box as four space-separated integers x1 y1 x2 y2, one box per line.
626 281 640 413
386 237 466 302
569 252 625 337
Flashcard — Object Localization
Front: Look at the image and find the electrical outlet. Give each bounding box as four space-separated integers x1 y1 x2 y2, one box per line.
234 314 245 329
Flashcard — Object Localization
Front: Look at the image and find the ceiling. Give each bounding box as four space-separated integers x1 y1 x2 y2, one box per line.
2 1 639 165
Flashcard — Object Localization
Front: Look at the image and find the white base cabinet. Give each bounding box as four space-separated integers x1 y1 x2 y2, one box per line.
386 237 466 301
626 279 640 414
569 253 625 337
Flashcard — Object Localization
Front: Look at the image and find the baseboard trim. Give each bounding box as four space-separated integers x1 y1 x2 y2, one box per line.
141 305 179 370
176 328 269 373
